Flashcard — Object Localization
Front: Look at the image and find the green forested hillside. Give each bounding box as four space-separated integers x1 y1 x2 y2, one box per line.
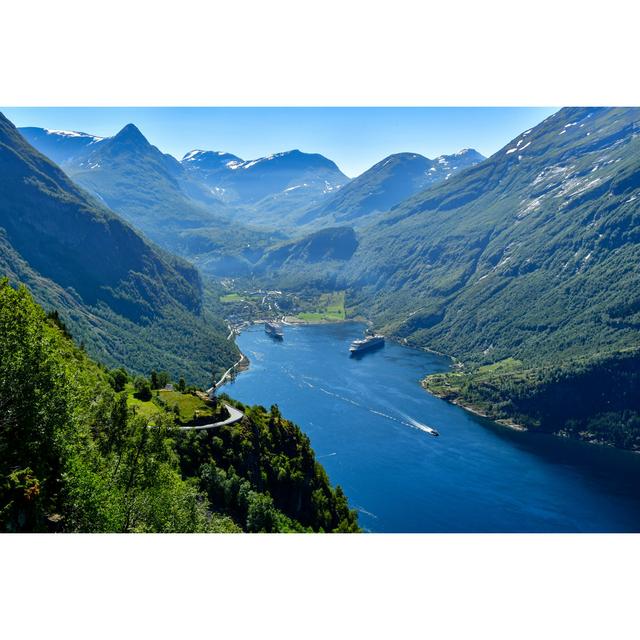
424 349 640 449
0 112 238 384
255 226 358 289
0 280 358 532
177 400 359 532
347 107 640 365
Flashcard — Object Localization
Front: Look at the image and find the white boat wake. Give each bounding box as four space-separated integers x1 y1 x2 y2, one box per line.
297 376 439 437
355 505 379 519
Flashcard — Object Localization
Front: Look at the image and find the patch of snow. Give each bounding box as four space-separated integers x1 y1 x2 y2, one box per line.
569 177 602 197
183 149 204 161
507 138 528 154
533 164 574 186
517 197 543 218
283 184 309 193
241 159 263 169
45 128 102 141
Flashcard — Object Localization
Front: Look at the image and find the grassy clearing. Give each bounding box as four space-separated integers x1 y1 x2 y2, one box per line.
126 394 163 423
219 292 242 303
157 389 214 423
297 291 346 322
424 358 525 398
125 383 214 425
477 357 523 375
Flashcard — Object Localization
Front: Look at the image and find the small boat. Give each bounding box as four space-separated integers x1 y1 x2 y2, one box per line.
349 334 384 355
265 321 284 339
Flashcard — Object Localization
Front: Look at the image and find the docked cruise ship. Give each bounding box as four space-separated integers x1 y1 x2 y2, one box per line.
265 321 284 339
349 334 384 354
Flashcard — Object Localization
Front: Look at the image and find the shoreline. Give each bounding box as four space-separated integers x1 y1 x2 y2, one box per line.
212 352 250 392
421 381 528 433
282 315 366 327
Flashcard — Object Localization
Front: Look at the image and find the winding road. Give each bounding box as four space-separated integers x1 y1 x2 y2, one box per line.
177 403 244 431
148 402 244 431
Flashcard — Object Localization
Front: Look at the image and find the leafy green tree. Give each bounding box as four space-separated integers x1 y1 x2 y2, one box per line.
109 368 129 392
246 492 277 532
0 281 72 531
133 376 152 401
156 371 170 389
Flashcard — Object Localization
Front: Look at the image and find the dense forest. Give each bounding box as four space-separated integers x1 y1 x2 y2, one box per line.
0 279 359 532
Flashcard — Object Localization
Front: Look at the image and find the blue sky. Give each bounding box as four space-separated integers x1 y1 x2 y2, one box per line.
2 107 557 177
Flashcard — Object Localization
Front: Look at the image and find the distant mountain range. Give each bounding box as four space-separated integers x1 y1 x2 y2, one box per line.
18 126 105 164
19 126 350 231
1 113 237 383
19 123 282 276
21 123 235 234
19 125 484 236
296 148 485 227
181 147 348 204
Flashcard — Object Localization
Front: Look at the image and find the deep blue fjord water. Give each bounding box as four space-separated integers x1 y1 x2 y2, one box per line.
228 323 640 532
